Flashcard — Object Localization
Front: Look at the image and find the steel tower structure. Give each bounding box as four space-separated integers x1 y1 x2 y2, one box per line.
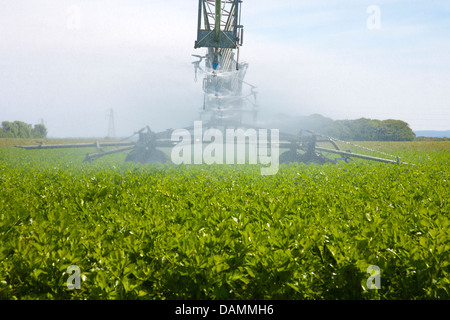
193 0 257 127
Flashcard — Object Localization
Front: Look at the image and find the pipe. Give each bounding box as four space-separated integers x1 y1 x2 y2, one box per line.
16 141 135 150
315 146 408 164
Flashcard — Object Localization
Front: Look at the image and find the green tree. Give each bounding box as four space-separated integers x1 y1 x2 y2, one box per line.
1 121 18 138
14 121 32 138
262 113 416 142
1 121 47 138
32 124 48 138
378 119 415 141
329 118 415 141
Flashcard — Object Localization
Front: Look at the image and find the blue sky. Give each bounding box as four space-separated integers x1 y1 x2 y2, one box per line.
0 0 449 137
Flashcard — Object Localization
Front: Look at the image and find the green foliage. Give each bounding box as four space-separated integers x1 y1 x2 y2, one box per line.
378 119 416 141
0 143 449 299
31 124 48 139
415 136 450 142
329 118 416 141
266 114 416 141
0 121 47 138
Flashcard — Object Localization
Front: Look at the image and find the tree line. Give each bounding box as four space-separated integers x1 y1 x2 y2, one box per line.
2 115 418 141
0 121 48 139
266 114 416 141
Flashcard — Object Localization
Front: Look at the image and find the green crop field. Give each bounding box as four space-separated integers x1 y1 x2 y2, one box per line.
0 139 449 300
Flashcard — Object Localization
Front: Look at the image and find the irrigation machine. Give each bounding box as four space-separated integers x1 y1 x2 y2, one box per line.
16 0 407 166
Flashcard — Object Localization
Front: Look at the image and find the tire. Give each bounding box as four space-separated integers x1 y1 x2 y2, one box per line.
125 147 169 164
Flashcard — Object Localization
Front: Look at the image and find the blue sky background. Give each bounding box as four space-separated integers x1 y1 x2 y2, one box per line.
0 0 449 137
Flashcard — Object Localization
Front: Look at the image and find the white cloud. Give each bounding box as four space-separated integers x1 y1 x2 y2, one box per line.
241 1 450 130
0 0 201 137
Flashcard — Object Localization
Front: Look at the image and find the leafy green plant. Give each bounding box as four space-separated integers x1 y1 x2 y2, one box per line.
0 143 449 299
